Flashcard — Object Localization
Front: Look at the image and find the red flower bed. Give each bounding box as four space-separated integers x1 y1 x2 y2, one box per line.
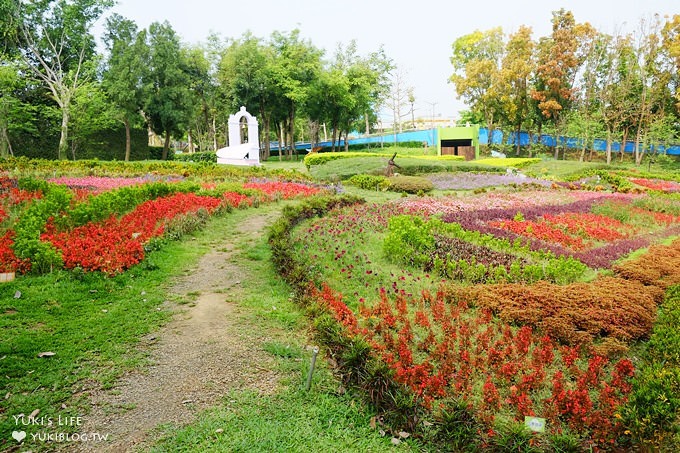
542 212 630 242
243 181 322 199
489 218 588 250
311 283 637 445
42 193 222 275
222 191 254 208
630 178 680 192
0 231 30 273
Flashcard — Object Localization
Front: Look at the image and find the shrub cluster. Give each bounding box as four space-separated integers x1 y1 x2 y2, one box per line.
304 151 464 170
174 151 217 163
387 175 434 194
345 174 390 191
621 285 680 449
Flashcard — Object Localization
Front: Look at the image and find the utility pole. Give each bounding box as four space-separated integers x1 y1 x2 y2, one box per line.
425 101 438 147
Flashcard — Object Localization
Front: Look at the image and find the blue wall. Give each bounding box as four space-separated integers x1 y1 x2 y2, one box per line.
481 128 680 155
275 128 679 156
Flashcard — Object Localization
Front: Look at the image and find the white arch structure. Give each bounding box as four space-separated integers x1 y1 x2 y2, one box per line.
216 106 260 166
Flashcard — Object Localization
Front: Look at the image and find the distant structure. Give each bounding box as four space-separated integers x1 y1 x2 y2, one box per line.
437 124 480 160
216 106 260 166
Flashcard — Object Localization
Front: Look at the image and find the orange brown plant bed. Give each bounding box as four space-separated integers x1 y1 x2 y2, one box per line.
613 238 680 290
451 277 663 346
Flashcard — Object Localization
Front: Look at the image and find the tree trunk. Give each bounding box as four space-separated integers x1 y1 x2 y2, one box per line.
162 130 171 160
344 130 349 152
365 113 370 135
0 124 14 157
188 128 194 153
331 124 338 152
212 116 218 152
620 129 628 163
58 107 70 160
605 128 612 165
124 117 131 161
262 115 270 161
515 122 522 156
288 106 295 160
278 122 284 162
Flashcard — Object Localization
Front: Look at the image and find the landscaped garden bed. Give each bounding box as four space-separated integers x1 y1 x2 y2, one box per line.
271 183 680 450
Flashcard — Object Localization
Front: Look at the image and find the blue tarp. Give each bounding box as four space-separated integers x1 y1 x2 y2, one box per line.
274 128 679 156
481 128 680 155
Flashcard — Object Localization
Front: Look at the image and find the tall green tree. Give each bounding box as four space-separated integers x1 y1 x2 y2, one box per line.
218 32 279 159
68 80 117 159
144 21 193 160
269 29 322 159
102 14 148 161
0 60 37 157
14 0 113 159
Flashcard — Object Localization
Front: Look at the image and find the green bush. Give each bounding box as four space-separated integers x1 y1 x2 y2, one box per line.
304 151 464 170
621 285 680 449
387 175 434 194
346 174 390 191
383 215 435 267
174 151 217 163
12 181 73 273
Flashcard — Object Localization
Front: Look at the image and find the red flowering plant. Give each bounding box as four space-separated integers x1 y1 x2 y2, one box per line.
42 192 223 275
308 281 637 445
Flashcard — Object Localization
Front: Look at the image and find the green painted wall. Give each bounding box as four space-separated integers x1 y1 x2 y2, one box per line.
436 125 480 159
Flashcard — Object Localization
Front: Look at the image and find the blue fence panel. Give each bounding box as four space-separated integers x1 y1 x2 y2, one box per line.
275 127 680 156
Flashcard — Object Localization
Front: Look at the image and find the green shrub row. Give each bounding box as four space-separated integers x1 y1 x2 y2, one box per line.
174 151 217 163
387 175 434 194
303 151 464 170
0 156 308 181
383 215 588 285
621 284 680 449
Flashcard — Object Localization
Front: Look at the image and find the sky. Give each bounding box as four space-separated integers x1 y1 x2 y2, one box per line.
98 0 679 122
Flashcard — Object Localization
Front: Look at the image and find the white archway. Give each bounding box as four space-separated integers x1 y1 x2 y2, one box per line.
216 106 261 166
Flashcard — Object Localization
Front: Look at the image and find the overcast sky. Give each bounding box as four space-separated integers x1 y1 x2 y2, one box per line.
100 0 678 121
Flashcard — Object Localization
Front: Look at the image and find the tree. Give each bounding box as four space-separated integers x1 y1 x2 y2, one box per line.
662 14 680 112
314 41 393 151
14 0 113 159
569 26 603 161
630 15 669 165
497 25 535 155
218 32 279 159
531 9 580 159
0 60 37 157
68 80 117 159
386 67 413 136
0 0 20 55
450 27 504 144
144 21 193 160
269 29 322 159
102 14 148 161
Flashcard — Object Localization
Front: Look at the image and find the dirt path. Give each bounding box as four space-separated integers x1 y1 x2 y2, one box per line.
71 209 282 452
